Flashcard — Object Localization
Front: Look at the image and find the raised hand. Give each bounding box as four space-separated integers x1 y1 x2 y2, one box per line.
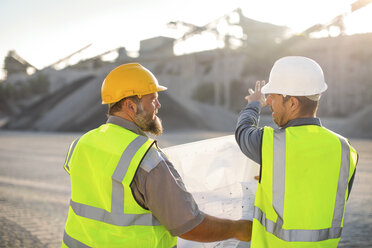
245 80 267 107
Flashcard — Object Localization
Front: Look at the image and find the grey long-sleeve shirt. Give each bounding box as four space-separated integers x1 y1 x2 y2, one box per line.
235 101 356 196
107 116 204 236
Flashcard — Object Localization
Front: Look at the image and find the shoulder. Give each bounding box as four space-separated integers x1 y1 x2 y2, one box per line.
262 126 276 137
140 145 166 173
319 126 351 144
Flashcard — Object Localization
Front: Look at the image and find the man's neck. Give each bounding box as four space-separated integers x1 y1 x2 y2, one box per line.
107 115 146 136
113 112 135 124
281 116 320 129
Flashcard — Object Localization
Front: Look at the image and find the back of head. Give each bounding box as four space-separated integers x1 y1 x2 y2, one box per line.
261 56 328 98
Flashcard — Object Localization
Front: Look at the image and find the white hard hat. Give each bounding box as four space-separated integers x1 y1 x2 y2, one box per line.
261 56 328 96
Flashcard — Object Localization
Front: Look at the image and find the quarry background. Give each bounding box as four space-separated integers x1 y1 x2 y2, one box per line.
0 7 371 247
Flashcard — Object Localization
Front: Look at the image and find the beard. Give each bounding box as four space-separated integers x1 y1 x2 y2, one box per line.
134 106 163 136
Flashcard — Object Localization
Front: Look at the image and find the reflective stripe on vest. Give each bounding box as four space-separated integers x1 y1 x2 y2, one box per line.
254 129 351 242
64 231 90 248
63 231 177 248
69 135 159 226
64 137 80 171
69 199 160 226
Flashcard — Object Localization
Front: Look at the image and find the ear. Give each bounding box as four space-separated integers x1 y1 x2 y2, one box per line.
123 99 137 115
289 97 300 112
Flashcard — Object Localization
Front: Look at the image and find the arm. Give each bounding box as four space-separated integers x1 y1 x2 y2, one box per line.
235 81 267 165
179 214 252 242
235 101 264 164
132 147 252 242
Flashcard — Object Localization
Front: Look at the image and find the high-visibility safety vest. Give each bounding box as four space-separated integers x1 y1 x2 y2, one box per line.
62 123 177 248
251 125 358 248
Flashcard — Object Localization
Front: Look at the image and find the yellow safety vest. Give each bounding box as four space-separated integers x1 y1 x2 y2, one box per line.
251 125 357 248
62 123 177 248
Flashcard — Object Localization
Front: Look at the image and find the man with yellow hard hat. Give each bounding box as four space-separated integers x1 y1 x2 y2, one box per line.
62 63 252 247
235 56 358 247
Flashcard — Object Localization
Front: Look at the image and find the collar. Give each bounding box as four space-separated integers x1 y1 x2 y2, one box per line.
106 115 147 137
281 117 322 129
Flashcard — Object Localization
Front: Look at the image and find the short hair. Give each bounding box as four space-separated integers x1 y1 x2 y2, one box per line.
107 95 141 116
283 95 319 116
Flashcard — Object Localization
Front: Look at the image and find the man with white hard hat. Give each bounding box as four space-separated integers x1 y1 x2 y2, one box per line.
235 56 358 247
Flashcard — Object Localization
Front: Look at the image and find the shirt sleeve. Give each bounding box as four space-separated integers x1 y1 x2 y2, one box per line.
130 146 205 236
235 101 264 165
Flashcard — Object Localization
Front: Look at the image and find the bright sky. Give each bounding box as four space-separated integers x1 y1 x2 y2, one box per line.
1 0 371 80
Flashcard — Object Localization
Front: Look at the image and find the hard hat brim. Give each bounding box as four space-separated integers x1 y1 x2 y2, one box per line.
157 85 167 91
261 83 271 94
261 81 328 96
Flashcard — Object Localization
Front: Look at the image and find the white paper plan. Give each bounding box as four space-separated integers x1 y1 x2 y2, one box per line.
163 135 260 248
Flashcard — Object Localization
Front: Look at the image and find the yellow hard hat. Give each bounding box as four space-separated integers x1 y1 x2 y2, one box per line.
101 63 167 104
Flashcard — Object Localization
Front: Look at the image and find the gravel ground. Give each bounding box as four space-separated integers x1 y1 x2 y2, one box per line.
0 130 371 247
0 217 45 248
